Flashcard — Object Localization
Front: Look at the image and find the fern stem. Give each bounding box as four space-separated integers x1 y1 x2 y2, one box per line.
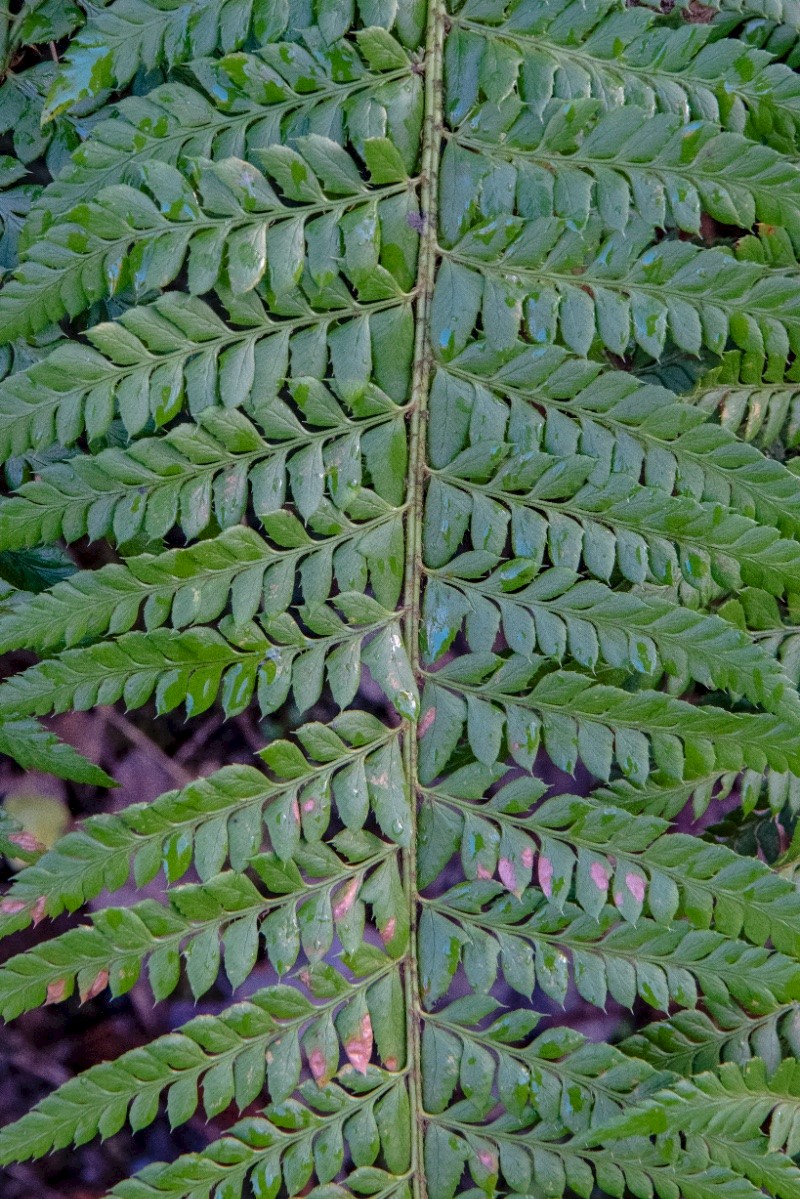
402 3 446 1197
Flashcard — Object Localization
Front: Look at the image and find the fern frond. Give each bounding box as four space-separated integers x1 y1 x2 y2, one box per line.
424 572 796 708
691 353 800 450
0 959 404 1162
448 1 800 137
0 610 416 728
440 349 800 534
420 778 800 952
711 0 800 26
107 1079 413 1199
41 0 290 122
425 1115 783 1199
593 1057 800 1153
0 390 407 552
439 219 800 363
0 524 390 654
0 715 113 785
0 289 413 459
0 148 415 343
0 715 400 935
624 1004 800 1074
21 34 419 246
0 839 407 1019
422 889 800 1010
4 4 800 1198
443 105 800 244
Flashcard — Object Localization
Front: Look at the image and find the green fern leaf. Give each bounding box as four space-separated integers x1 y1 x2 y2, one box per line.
0 716 113 786
3 4 800 1199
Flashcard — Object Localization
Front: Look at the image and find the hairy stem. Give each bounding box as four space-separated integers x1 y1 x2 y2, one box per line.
402 3 446 1197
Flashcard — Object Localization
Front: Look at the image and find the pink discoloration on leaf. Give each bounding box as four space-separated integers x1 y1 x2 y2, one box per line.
478 1150 498 1172
498 858 518 894
0 898 26 915
539 857 553 899
31 896 47 926
418 708 436 738
45 979 67 1006
521 846 534 868
302 798 316 813
625 872 646 903
345 1013 373 1075
476 865 492 880
332 877 360 922
590 862 610 891
384 1056 399 1071
380 916 397 945
308 1048 329 1085
8 832 45 854
80 969 109 1003
291 797 301 824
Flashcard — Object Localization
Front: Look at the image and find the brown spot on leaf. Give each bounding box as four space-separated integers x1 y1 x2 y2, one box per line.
683 1 716 23
8 831 45 854
498 858 518 894
80 969 109 1003
625 872 646 904
333 878 360 922
344 1013 373 1075
308 1048 328 1085
384 1056 399 1071
45 979 68 1006
417 708 436 738
590 862 610 891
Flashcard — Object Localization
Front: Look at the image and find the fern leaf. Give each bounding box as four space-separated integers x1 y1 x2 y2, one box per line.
424 571 797 709
422 887 800 1010
41 0 289 122
443 105 800 244
624 1004 800 1074
4 4 800 1198
0 149 415 343
0 715 399 934
440 349 800 534
428 465 800 595
448 1 800 137
690 353 800 450
712 0 800 26
0 838 406 1020
440 219 800 363
21 36 419 247
592 1058 800 1151
421 778 800 952
0 289 413 458
0 716 113 786
0 391 407 550
106 1082 414 1199
0 961 404 1162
